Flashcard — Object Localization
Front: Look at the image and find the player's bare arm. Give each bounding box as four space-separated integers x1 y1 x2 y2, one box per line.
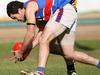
32 31 43 48
17 1 39 59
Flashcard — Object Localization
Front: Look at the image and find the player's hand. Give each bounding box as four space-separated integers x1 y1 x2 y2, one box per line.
11 42 32 63
10 51 23 63
14 51 23 62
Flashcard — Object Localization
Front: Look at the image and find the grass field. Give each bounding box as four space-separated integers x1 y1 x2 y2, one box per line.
0 40 100 75
0 25 100 75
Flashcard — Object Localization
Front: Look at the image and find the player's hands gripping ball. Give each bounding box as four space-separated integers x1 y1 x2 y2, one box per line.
12 42 32 62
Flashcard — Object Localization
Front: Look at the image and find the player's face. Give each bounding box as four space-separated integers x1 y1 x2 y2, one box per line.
10 8 26 22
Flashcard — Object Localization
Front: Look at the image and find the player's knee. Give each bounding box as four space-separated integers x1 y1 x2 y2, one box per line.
65 53 79 61
39 36 49 45
63 51 75 60
65 54 74 59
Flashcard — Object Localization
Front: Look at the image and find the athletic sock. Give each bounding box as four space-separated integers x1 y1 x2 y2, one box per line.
96 60 100 68
67 63 76 74
36 67 45 73
67 64 76 71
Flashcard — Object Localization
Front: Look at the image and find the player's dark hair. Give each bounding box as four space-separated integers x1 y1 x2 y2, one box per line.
7 1 24 17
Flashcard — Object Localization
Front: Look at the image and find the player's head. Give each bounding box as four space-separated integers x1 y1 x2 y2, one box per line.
7 1 26 22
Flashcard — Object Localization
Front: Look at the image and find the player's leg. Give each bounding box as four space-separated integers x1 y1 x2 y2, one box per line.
60 31 100 68
50 39 76 75
33 26 56 75
37 16 70 68
55 29 77 75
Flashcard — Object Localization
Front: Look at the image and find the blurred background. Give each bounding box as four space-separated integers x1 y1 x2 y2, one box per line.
0 0 100 41
0 0 100 75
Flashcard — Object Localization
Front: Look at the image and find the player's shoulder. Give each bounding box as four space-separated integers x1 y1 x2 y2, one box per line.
24 0 37 8
24 0 39 12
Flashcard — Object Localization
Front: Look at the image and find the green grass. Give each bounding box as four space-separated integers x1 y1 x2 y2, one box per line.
0 40 100 75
